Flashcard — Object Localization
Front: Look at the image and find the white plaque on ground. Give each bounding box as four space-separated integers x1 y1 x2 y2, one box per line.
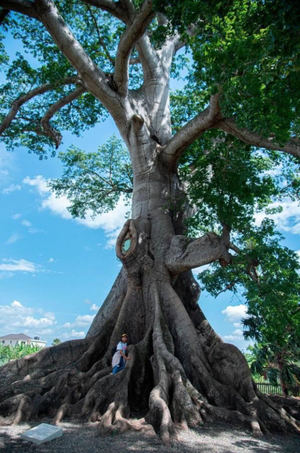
21 423 63 445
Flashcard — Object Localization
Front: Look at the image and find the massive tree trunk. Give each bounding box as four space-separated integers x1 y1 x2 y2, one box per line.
0 142 299 441
0 0 299 442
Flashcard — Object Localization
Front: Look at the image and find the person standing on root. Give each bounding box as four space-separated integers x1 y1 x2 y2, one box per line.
112 333 130 375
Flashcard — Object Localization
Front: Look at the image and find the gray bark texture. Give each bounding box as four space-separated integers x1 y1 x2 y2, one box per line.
0 0 299 443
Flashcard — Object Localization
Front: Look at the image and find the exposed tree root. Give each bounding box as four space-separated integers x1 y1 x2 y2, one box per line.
0 267 299 443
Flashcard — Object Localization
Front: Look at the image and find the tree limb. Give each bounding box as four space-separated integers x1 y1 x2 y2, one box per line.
165 230 232 274
85 4 115 66
0 76 79 135
114 0 154 96
34 0 123 118
40 85 86 148
163 94 221 167
0 0 38 19
82 0 126 22
217 118 300 159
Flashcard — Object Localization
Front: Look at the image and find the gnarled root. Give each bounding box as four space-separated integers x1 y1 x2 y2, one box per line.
0 272 299 442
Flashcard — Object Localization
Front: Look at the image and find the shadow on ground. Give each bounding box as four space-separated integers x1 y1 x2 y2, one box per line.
0 420 299 452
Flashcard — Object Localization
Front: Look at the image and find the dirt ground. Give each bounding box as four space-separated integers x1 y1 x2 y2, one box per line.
0 420 299 453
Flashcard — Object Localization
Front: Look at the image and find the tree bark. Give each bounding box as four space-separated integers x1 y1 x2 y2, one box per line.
0 146 299 440
0 2 299 438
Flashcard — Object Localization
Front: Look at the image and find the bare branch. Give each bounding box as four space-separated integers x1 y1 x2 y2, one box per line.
114 0 154 95
85 4 115 66
217 118 300 159
0 76 78 135
229 242 241 254
165 231 232 274
40 86 86 148
215 281 237 297
0 0 38 19
163 94 221 167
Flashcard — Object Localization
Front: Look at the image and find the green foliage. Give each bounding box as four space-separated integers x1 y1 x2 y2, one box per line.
50 136 132 218
0 343 43 367
246 343 300 395
0 1 129 157
157 0 300 143
52 338 61 346
199 218 300 393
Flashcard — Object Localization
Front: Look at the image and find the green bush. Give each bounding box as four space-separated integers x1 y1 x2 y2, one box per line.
0 344 43 366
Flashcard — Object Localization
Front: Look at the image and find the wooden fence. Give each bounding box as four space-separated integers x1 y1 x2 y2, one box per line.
255 382 300 396
255 382 283 395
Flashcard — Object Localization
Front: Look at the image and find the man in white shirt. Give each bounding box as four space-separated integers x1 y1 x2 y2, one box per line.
112 333 130 374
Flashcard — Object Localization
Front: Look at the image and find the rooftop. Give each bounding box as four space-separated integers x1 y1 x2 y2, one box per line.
0 333 31 341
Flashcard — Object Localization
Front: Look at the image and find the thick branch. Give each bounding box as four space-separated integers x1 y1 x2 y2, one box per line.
217 118 300 159
114 0 154 96
0 0 38 19
136 35 159 79
0 76 78 135
163 94 221 167
165 231 232 274
40 86 86 148
35 0 122 117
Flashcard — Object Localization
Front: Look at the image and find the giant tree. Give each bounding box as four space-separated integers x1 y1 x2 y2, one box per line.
0 0 299 441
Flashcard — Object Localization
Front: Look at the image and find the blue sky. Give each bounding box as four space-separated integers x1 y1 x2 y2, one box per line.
1 32 299 351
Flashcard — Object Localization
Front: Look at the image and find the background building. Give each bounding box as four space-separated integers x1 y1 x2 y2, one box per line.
0 333 46 348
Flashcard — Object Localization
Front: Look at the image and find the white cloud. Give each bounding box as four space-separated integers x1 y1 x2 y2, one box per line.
223 334 243 341
23 175 128 246
192 264 211 276
0 300 56 336
255 200 300 235
48 257 55 263
23 175 50 194
11 300 22 308
222 304 248 323
62 330 85 340
0 148 15 187
2 184 22 194
6 233 20 245
12 213 21 220
21 220 32 227
63 314 95 328
0 258 38 273
41 193 72 220
90 304 99 312
23 315 55 328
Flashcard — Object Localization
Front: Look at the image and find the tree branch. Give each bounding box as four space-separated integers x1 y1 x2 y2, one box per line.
40 85 86 148
0 0 38 19
34 0 123 118
114 0 154 96
85 4 115 66
135 34 159 80
165 230 232 274
163 94 221 167
0 76 79 135
217 118 300 159
82 0 125 22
